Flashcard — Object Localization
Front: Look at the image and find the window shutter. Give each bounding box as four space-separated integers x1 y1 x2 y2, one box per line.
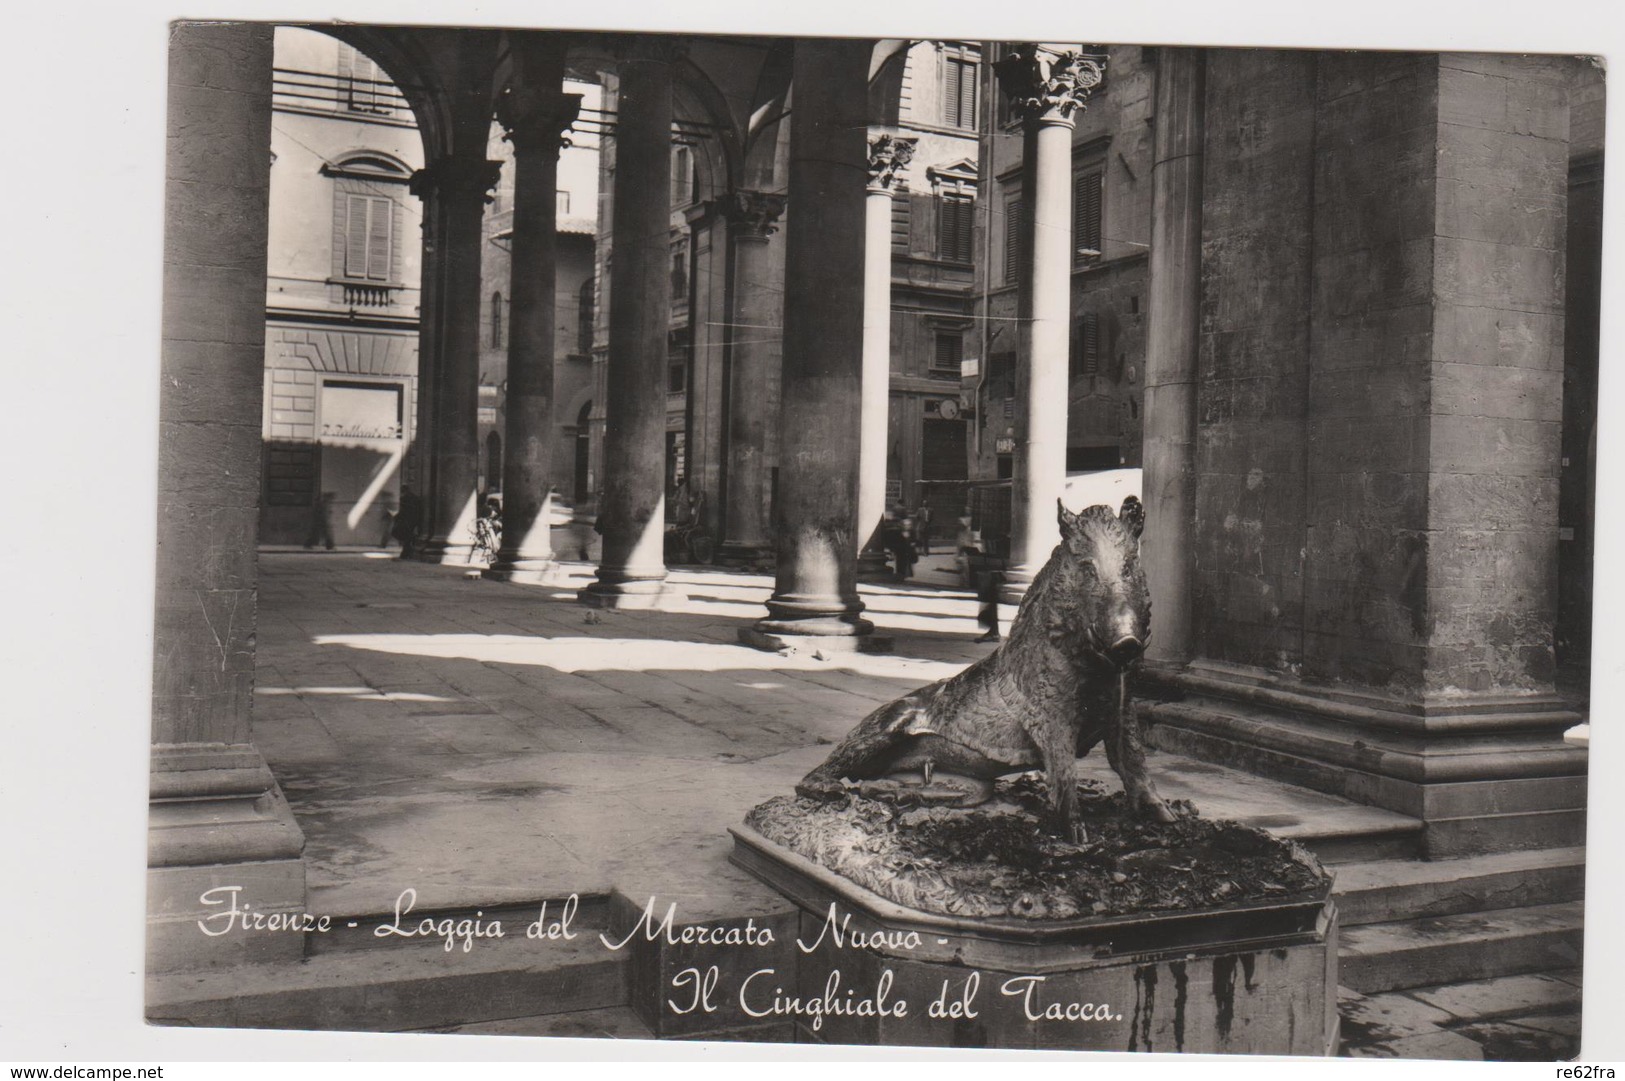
1072 312 1100 377
944 57 977 129
365 196 391 280
958 59 977 128
891 192 910 254
345 194 368 278
1004 197 1024 283
935 333 964 373
938 197 973 263
1073 170 1103 264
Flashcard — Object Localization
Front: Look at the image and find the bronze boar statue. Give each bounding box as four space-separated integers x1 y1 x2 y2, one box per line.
796 496 1174 839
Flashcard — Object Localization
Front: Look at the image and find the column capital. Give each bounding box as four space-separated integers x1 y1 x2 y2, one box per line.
497 86 582 153
715 189 788 239
409 156 503 205
994 44 1106 126
866 133 917 193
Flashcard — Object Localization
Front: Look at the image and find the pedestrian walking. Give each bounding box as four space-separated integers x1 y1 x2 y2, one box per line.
379 499 397 549
975 566 1005 643
917 504 933 556
304 491 336 550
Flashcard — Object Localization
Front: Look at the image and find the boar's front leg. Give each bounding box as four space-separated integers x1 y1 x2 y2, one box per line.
1109 689 1175 823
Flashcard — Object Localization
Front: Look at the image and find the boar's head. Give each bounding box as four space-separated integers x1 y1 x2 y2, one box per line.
1056 496 1151 669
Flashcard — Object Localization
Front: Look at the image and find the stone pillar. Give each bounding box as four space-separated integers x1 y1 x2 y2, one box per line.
856 135 914 579
487 44 580 584
1141 48 1204 666
1142 51 1586 859
412 154 501 564
994 46 1105 601
719 190 787 560
740 37 885 651
150 22 306 974
579 43 686 609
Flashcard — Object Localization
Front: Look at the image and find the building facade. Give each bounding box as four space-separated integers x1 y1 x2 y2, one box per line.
260 27 425 546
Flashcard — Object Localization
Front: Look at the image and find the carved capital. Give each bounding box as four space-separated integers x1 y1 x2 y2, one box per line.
994 44 1106 125
867 134 917 192
718 190 787 239
497 87 582 152
409 156 504 205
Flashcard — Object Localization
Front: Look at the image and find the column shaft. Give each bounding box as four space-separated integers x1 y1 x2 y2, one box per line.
721 193 786 556
489 54 579 583
992 45 1104 600
1008 118 1075 587
856 136 912 577
1141 48 1205 666
151 22 304 972
743 37 880 648
415 157 500 563
580 50 684 607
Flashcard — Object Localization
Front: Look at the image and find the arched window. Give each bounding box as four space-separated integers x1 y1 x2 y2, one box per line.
321 152 412 305
491 291 504 348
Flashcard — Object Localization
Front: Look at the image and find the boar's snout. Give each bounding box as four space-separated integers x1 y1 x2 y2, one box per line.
1105 633 1145 667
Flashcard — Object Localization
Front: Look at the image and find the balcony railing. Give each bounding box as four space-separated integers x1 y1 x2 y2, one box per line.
341 282 398 308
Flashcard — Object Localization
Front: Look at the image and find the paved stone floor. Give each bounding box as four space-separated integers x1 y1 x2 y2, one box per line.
250 551 1583 1058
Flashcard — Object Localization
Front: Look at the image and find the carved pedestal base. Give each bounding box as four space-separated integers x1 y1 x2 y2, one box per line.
729 801 1338 1054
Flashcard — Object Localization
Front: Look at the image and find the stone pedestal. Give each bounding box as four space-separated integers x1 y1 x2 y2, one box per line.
729 826 1338 1054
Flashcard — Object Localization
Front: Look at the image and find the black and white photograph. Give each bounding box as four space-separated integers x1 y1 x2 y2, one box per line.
3 1 1621 1071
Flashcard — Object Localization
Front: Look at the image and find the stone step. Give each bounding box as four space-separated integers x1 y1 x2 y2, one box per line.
418 1004 654 1040
147 927 629 1033
1338 971 1583 1060
1338 901 1585 994
1291 818 1423 865
1332 847 1586 927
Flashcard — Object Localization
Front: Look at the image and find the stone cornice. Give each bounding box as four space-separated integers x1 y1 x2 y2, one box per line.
994 44 1106 126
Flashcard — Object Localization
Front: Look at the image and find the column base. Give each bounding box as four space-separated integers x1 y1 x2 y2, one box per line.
1138 661 1588 858
482 557 561 585
417 539 479 566
739 625 893 654
577 578 688 611
147 744 308 973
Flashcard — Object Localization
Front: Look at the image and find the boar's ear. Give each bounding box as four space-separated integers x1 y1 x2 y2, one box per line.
1057 499 1078 532
1119 495 1145 539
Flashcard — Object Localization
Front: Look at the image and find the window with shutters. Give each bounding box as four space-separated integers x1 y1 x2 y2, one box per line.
342 192 394 282
937 196 974 263
942 51 978 130
337 43 391 116
1003 194 1026 285
491 292 504 349
932 332 964 378
671 145 695 207
1073 168 1103 267
1071 312 1101 378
